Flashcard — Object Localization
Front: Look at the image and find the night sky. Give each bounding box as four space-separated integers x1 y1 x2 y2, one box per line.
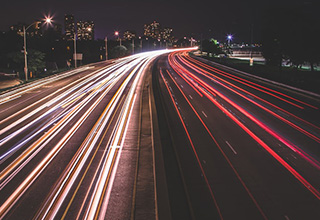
0 0 318 42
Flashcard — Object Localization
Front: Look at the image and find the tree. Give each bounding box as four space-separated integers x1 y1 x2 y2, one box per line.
201 38 223 56
7 49 45 77
27 50 46 75
110 45 128 59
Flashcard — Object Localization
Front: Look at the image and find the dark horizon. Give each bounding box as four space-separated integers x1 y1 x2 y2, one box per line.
0 0 318 42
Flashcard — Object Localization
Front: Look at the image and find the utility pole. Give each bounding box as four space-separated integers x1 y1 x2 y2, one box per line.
140 37 142 51
132 38 134 54
250 23 254 66
23 26 28 81
200 34 203 55
74 33 77 68
23 19 50 81
105 36 108 60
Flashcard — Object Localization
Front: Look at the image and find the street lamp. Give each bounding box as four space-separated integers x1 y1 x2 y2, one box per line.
132 38 135 54
74 33 77 68
115 31 121 46
105 36 108 60
227 34 233 45
139 36 143 52
104 32 119 60
23 16 52 81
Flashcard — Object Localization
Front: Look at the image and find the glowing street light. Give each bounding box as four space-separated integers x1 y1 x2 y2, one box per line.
227 34 233 45
23 16 52 81
45 17 52 24
115 31 121 46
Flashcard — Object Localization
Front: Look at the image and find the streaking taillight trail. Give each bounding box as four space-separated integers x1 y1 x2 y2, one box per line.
165 50 320 200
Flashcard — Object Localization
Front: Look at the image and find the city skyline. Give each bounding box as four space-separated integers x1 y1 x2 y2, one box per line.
1 0 317 43
1 1 319 219
6 14 174 43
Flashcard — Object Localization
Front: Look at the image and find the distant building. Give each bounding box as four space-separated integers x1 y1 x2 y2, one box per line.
144 21 173 42
144 21 161 39
77 20 94 40
123 30 136 40
64 14 75 40
161 27 173 42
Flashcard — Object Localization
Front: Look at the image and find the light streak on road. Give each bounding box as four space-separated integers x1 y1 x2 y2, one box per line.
35 55 149 220
159 68 224 220
165 51 320 200
161 68 268 219
181 52 319 110
0 67 93 105
0 48 190 219
183 53 320 130
173 55 320 169
168 52 320 169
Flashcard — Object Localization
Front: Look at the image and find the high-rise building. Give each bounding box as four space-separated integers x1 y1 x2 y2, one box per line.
77 20 94 40
123 30 136 40
161 27 173 42
64 14 75 40
144 21 161 39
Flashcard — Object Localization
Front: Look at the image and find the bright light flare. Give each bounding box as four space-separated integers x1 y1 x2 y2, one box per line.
43 15 53 25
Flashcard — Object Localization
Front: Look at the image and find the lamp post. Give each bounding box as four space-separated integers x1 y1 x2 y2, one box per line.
104 32 120 60
74 33 77 68
200 34 203 54
105 36 108 60
23 17 52 81
115 31 121 46
250 23 254 66
139 36 142 52
227 34 233 46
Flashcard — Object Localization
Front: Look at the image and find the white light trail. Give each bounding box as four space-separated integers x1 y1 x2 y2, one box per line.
0 48 197 219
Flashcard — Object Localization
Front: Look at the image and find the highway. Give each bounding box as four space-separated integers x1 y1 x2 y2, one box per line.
0 50 176 220
1 48 320 220
153 51 320 219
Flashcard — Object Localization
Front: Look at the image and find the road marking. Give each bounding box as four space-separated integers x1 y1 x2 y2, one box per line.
180 85 183 88
284 215 290 220
189 95 193 99
291 154 297 159
202 111 207 118
226 141 237 155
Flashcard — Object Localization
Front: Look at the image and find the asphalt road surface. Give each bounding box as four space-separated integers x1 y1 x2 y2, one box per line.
0 50 176 220
152 51 320 220
1 48 320 220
